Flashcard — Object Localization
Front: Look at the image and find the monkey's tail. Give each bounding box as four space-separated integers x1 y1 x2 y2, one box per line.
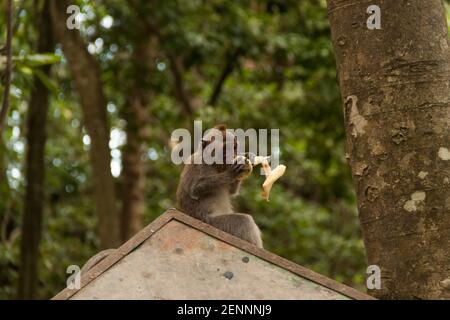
80 248 116 274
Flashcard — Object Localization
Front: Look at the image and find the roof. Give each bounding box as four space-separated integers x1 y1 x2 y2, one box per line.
53 209 374 300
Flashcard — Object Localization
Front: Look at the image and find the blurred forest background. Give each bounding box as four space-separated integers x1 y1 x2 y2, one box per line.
0 0 449 299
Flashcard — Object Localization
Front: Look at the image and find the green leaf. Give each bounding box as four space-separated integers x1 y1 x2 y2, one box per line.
17 65 33 76
14 53 61 67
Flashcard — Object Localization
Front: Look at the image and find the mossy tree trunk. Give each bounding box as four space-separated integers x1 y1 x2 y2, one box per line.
120 42 153 241
327 0 450 299
50 0 120 248
18 0 53 299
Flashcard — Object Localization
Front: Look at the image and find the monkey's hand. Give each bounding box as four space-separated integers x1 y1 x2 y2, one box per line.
228 157 253 181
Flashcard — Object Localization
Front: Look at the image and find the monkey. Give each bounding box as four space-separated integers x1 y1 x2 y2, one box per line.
176 124 263 248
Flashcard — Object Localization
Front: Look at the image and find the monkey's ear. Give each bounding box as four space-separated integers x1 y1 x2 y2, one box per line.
214 124 227 131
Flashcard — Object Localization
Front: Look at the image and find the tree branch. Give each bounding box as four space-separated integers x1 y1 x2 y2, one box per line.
0 0 13 135
166 52 194 117
125 0 194 117
207 48 241 107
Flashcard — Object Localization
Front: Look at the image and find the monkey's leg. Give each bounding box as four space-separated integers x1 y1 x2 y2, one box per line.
207 213 263 248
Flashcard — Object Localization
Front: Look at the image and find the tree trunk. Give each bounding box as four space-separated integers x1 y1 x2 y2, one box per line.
17 0 53 299
120 94 148 241
327 0 450 299
120 43 152 241
207 48 241 107
50 0 120 248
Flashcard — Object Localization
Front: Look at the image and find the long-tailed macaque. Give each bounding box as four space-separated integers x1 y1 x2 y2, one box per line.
176 125 263 247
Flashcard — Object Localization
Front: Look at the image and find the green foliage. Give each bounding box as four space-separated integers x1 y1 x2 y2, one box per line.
14 53 61 68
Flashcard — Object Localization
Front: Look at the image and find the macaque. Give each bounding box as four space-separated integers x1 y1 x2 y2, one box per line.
176 124 263 248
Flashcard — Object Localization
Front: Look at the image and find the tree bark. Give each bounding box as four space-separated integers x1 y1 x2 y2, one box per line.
50 0 120 248
17 0 52 299
327 0 450 299
120 95 148 241
120 43 152 241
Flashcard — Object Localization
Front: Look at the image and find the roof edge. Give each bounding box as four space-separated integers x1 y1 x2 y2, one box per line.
53 208 375 300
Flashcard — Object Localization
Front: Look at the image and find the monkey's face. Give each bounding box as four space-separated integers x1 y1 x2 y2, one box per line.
201 125 238 170
223 132 239 164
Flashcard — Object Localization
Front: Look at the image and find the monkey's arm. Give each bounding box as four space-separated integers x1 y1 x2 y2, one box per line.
189 162 249 199
189 172 235 199
229 180 242 196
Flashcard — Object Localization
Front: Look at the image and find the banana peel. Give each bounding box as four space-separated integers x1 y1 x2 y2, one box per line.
261 164 286 201
236 155 286 201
